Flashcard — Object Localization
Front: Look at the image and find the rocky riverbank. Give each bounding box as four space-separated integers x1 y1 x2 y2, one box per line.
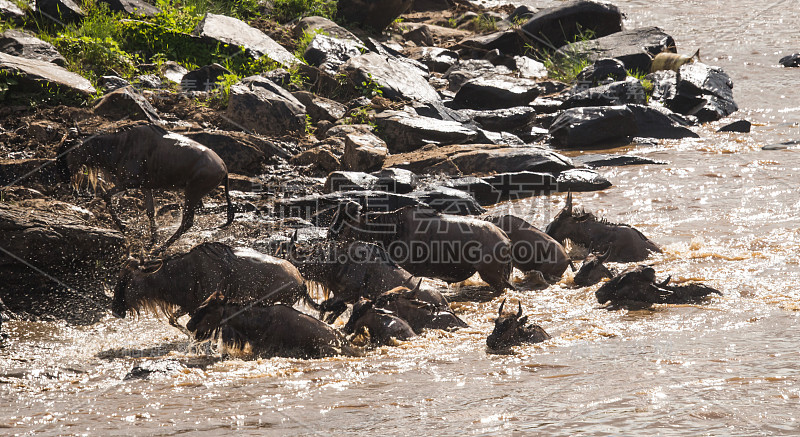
0 0 744 322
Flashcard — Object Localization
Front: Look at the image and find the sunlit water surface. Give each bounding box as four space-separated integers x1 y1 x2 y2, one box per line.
2 1 800 435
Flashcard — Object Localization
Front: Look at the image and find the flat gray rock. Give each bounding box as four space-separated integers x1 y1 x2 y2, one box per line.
193 13 299 66
226 75 306 135
452 76 540 110
0 52 96 95
0 29 66 66
304 33 366 76
340 52 440 104
0 0 25 20
374 110 478 153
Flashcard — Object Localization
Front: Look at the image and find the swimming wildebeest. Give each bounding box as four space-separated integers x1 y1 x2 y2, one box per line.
573 247 615 287
595 265 722 306
57 124 234 253
329 201 514 294
545 193 661 262
287 238 451 323
343 298 416 346
187 292 355 359
371 282 468 333
485 214 571 281
486 300 551 350
112 242 315 332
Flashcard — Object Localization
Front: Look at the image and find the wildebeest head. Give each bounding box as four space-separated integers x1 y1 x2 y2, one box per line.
594 265 659 305
328 201 362 239
376 281 467 332
545 192 596 243
111 257 165 318
573 247 614 287
487 299 526 349
186 291 228 341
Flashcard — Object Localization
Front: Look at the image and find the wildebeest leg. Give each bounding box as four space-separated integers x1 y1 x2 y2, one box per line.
102 187 126 231
168 309 191 337
143 189 157 248
154 197 198 254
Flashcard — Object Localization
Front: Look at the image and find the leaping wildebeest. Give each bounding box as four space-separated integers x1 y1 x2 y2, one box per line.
57 124 234 253
112 242 316 332
187 292 357 359
329 201 514 294
545 193 661 262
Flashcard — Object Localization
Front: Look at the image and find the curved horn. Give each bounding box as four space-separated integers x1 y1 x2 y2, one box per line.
517 301 523 318
498 299 506 316
412 279 422 295
658 276 672 287
599 245 613 262
565 192 573 215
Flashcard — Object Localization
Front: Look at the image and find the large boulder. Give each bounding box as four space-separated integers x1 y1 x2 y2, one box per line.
304 33 366 76
226 75 307 135
342 131 388 172
444 59 512 93
340 52 440 104
98 0 159 16
563 27 676 73
292 91 347 122
33 0 85 23
556 168 611 191
0 29 66 66
0 52 96 96
576 58 627 85
337 0 413 31
193 13 299 66
459 106 538 132
374 110 479 153
93 86 160 122
451 76 540 110
627 104 699 139
0 0 25 21
549 106 638 147
184 131 266 175
521 0 623 50
408 186 485 215
673 63 738 122
564 77 647 108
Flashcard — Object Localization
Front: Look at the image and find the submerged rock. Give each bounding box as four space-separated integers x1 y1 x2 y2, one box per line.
340 52 439 104
193 13 299 66
717 119 751 133
521 0 623 50
549 106 638 147
0 29 66 66
573 154 668 168
779 53 800 67
563 27 676 73
0 52 96 96
556 168 612 191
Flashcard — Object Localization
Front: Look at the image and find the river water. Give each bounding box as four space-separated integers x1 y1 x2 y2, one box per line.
2 1 800 435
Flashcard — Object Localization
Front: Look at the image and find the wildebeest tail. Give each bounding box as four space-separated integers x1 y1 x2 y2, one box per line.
221 174 234 228
301 281 322 311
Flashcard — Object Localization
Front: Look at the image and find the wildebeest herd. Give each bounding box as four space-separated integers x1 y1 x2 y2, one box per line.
61 125 721 359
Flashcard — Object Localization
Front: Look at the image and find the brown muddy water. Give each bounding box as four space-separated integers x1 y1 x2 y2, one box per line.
2 1 800 435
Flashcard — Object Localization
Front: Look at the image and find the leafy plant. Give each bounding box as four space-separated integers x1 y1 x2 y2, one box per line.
355 73 382 98
293 28 327 61
527 26 596 83
471 14 497 33
270 0 337 23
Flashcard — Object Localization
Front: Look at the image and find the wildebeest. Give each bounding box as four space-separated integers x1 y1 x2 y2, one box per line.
372 283 468 333
650 49 700 73
187 292 355 359
595 265 722 306
485 214 571 281
57 124 234 253
288 238 451 323
486 300 551 350
343 298 416 346
112 242 314 332
573 247 615 287
545 193 661 262
329 201 514 294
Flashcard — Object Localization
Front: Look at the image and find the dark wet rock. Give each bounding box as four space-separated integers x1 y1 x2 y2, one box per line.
135 74 161 89
459 106 538 132
342 131 388 172
159 61 187 84
653 63 738 122
452 76 540 110
402 47 458 73
0 0 25 21
521 0 623 50
180 63 230 92
193 13 299 66
573 154 668 168
292 91 347 123
483 171 558 199
0 30 66 66
409 186 485 215
762 140 800 151
324 171 378 193
338 0 412 31
98 0 159 16
374 110 478 153
341 52 439 104
549 106 638 147
304 33 366 76
276 191 421 219
443 60 513 93
0 203 125 318
33 0 85 23
0 52 96 95
628 104 699 139
576 58 627 85
565 77 647 107
184 131 266 176
291 145 341 171
294 16 361 42
226 75 306 135
717 119 751 133
563 27 676 73
456 30 524 57
93 86 160 122
779 53 800 67
373 168 418 193
98 75 130 92
556 168 611 192
125 359 186 380
441 177 497 206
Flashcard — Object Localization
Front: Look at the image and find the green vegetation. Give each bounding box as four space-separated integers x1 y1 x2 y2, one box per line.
270 0 337 23
527 27 595 83
294 28 328 61
471 14 497 33
354 73 382 98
